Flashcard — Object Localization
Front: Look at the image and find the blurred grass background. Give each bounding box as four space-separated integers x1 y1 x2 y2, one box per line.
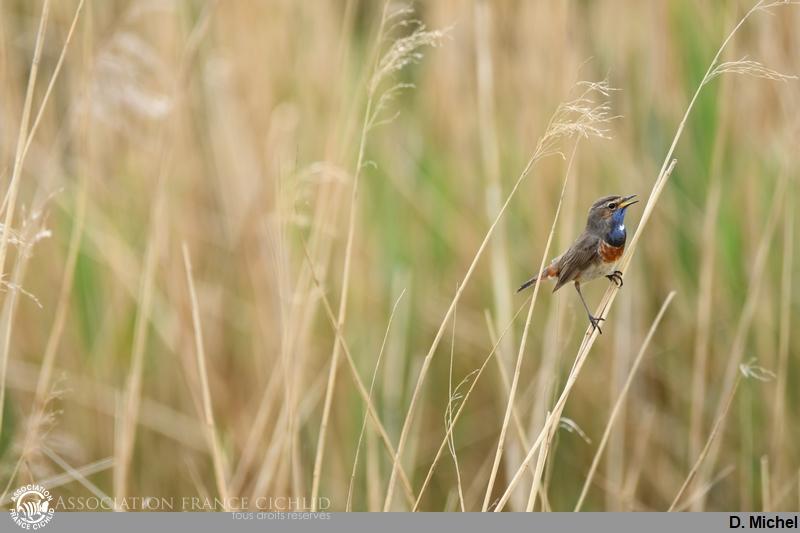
0 0 798 512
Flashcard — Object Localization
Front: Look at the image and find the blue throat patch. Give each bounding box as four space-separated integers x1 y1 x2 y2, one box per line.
605 208 628 247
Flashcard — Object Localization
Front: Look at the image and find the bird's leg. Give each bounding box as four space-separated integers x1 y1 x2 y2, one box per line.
606 270 623 288
574 281 604 334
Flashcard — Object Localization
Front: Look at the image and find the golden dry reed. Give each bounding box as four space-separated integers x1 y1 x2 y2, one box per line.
0 0 798 513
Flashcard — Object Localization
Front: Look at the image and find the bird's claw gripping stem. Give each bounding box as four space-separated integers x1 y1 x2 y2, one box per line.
606 270 624 288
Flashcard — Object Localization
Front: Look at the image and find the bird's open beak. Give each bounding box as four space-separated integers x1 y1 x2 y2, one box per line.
618 194 638 209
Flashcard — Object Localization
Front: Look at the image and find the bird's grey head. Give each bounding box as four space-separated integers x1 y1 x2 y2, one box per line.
585 194 638 243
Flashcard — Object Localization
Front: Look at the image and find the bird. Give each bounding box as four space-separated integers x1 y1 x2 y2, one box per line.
517 194 638 334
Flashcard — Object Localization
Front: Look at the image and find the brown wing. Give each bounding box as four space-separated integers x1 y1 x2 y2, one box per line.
552 232 600 292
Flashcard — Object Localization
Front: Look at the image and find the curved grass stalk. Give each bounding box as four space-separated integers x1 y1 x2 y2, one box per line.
345 289 406 511
412 296 532 510
312 3 447 509
574 292 675 511
301 241 417 506
482 142 579 510
0 0 50 441
387 79 616 511
495 0 797 512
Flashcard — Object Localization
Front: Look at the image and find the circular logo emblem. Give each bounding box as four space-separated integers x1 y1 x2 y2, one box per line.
9 484 54 529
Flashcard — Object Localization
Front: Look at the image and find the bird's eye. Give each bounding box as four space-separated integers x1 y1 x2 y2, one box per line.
608 202 617 210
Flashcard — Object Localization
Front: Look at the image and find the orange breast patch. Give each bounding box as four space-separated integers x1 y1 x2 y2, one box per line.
599 240 624 262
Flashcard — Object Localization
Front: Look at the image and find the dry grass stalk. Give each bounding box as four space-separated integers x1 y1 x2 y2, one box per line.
0 456 111 507
20 0 87 164
300 241 417 506
670 360 775 511
669 375 742 511
687 61 731 510
484 312 533 463
0 0 796 514
41 446 109 501
410 80 616 511
620 407 657 507
445 298 465 511
688 177 721 505
387 79 616 511
707 57 797 82
674 465 736 512
113 180 166 506
474 0 516 395
228 366 283 494
27 10 92 443
574 291 676 511
309 4 390 507
108 2 215 506
312 3 447 509
32 178 87 413
495 0 798 511
0 206 52 501
482 140 583 511
36 457 114 497
0 0 50 440
249 408 290 498
474 0 524 503
182 244 230 509
413 297 532 510
771 187 793 464
525 409 558 511
345 289 406 511
695 176 786 492
493 158 678 512
4 176 88 505
761 455 771 511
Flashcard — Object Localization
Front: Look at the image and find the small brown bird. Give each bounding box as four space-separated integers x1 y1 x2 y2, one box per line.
517 194 638 334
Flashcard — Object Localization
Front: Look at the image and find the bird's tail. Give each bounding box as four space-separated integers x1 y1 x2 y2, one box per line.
516 276 537 293
517 264 558 293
